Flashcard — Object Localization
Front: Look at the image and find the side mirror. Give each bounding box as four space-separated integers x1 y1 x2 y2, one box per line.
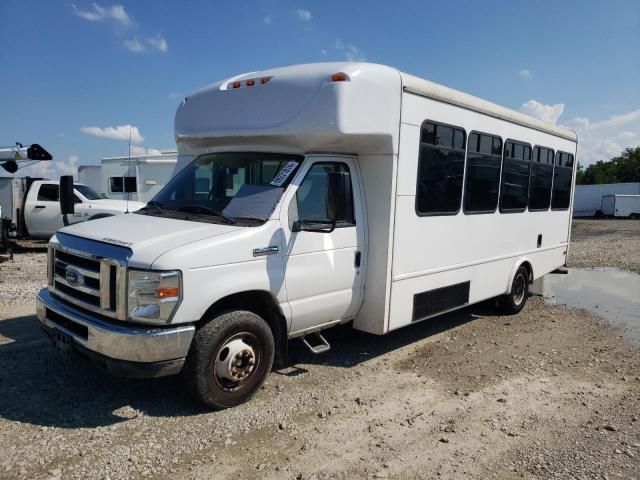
60 176 75 217
326 171 348 222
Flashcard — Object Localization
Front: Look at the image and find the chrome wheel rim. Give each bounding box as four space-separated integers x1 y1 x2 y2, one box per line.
513 274 526 305
213 333 259 392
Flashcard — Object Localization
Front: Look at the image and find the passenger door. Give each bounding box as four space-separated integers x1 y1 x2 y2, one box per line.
25 184 84 238
281 157 365 334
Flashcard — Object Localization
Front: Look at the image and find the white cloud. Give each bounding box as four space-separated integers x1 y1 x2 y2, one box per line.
335 39 365 62
123 37 145 53
320 49 328 56
147 34 168 52
296 9 312 21
80 124 144 144
71 3 131 26
519 68 532 79
129 146 163 156
564 108 640 165
263 15 272 24
123 35 168 53
519 99 565 124
11 155 80 180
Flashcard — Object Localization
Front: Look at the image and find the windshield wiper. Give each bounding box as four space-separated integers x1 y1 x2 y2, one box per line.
177 205 236 224
138 200 165 214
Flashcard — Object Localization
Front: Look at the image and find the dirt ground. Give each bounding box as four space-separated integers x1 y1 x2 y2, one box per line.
0 220 639 480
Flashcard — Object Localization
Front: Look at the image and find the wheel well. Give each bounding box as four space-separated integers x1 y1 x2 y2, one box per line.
199 291 288 368
520 261 533 283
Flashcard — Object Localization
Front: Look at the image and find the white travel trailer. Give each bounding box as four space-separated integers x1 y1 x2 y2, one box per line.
36 63 578 408
77 165 102 193
601 194 640 218
100 151 177 203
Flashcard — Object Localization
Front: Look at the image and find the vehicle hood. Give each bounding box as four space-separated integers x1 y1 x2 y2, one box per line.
58 212 242 267
87 199 146 212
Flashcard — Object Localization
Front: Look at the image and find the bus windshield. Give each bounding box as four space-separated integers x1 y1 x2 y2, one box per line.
137 152 303 225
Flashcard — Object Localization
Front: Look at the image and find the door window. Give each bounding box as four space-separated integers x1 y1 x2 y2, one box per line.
295 163 355 226
37 184 59 202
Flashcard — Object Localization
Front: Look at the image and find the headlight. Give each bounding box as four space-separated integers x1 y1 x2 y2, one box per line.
127 270 181 324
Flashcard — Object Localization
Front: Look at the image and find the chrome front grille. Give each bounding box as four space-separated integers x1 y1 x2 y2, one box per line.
50 245 127 320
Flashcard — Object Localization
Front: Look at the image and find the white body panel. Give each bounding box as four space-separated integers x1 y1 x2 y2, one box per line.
77 165 102 193
52 63 578 343
99 153 177 203
601 194 640 217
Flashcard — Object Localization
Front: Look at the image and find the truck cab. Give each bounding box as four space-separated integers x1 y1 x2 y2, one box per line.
24 180 145 238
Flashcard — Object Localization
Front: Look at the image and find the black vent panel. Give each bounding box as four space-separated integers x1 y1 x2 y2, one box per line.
412 281 470 321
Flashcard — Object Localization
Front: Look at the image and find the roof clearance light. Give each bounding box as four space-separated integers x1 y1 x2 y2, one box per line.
232 81 242 89
260 76 272 85
331 72 350 82
246 79 255 86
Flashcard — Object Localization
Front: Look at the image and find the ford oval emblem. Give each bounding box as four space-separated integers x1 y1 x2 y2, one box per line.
65 267 83 287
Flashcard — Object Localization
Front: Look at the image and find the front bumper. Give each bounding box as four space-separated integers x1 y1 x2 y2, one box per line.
36 288 195 378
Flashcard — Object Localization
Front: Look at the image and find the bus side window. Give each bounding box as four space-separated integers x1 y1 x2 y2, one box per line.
416 121 466 216
463 132 502 214
551 152 574 210
499 140 531 212
529 146 554 211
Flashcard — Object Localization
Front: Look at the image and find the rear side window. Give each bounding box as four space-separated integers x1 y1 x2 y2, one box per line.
499 140 532 212
110 177 123 193
110 176 137 193
529 146 554 211
37 184 59 202
416 121 466 215
463 132 502 213
551 151 574 210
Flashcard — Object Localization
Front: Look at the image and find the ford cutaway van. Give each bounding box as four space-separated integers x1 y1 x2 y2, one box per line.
36 63 578 408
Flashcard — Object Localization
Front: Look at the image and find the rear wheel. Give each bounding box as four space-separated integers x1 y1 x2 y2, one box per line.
498 265 529 314
183 310 274 408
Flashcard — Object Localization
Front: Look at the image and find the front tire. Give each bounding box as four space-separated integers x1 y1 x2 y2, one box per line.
498 265 529 314
183 310 274 409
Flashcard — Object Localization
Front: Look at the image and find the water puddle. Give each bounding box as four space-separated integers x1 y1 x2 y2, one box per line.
536 268 640 345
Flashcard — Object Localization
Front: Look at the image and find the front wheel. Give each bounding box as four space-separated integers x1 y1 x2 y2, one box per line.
498 265 529 314
182 310 274 409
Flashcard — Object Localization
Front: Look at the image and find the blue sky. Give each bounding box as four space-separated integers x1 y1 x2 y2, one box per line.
1 0 639 178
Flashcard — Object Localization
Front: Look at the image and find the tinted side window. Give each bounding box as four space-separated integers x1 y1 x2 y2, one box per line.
499 140 531 212
529 146 554 210
37 184 59 202
463 132 502 213
124 176 137 193
551 151 574 210
295 163 355 226
416 121 466 215
110 177 124 193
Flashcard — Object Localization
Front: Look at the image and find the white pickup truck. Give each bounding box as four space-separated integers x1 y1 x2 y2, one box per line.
0 178 145 239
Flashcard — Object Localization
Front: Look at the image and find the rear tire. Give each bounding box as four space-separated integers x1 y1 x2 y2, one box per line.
183 310 274 409
498 266 529 315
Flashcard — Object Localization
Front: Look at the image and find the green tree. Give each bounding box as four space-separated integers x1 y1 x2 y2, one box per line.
577 146 640 185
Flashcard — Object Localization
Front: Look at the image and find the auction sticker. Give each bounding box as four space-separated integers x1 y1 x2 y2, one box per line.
270 161 299 187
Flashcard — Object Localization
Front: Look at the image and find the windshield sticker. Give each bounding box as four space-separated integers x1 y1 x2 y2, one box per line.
270 161 299 187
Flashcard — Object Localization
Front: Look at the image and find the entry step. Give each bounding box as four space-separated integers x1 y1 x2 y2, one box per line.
302 332 330 354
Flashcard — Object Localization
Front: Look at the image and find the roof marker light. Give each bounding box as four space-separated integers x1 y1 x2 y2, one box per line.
232 81 242 89
246 79 255 86
331 72 350 82
260 76 272 85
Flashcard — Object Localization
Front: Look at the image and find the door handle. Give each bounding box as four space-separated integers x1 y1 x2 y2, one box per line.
354 251 361 268
34 205 46 209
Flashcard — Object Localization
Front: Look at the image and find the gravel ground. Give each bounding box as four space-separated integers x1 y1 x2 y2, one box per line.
569 219 640 273
0 221 638 480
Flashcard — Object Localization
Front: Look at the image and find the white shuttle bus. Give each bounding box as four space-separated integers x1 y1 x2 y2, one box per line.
36 63 577 408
